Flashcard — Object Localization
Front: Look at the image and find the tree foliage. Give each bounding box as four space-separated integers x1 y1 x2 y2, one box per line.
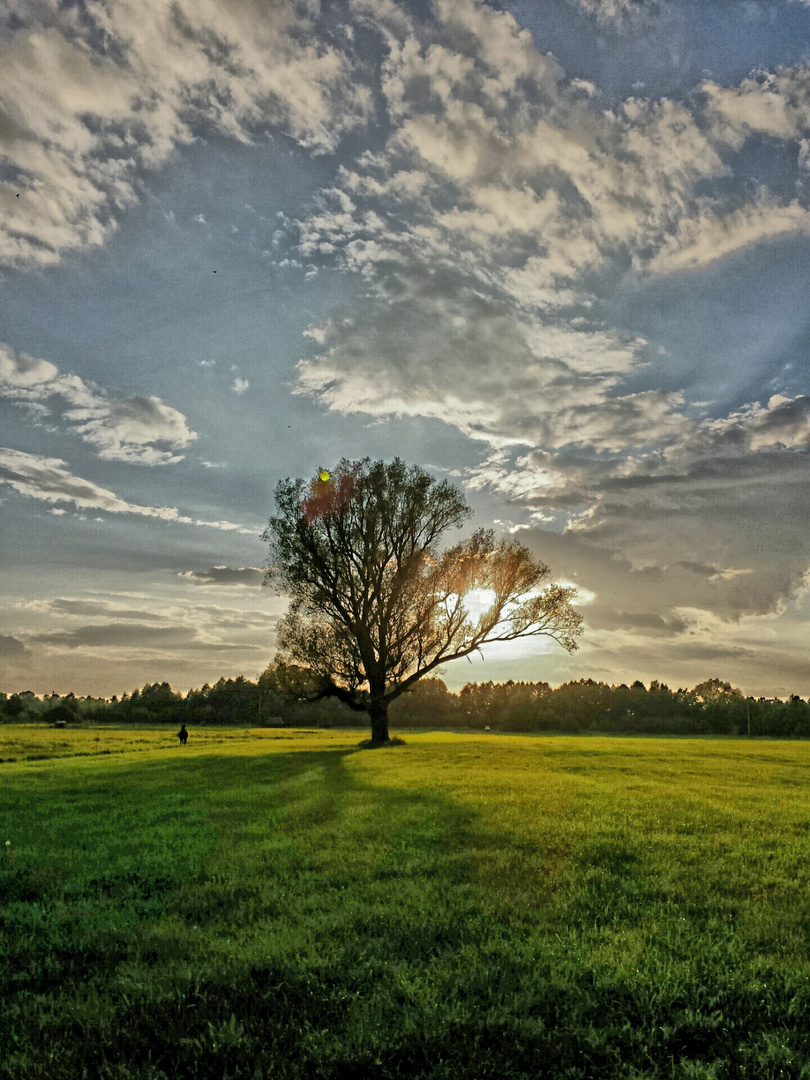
262 458 583 743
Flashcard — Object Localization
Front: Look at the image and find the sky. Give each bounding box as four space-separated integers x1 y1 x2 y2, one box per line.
1 0 809 700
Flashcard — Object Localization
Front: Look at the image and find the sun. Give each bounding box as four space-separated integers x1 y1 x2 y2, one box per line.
462 588 498 624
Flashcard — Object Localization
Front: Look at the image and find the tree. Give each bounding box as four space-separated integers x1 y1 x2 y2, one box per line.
3 694 25 719
262 458 583 745
690 678 742 704
690 677 744 734
390 677 457 729
47 702 77 726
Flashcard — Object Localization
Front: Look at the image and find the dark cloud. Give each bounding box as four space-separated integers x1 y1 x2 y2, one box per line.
507 508 809 695
541 529 801 625
668 643 756 662
31 623 261 651
179 566 263 586
0 634 28 658
49 599 173 621
506 437 810 625
32 624 195 649
585 610 688 635
674 561 719 578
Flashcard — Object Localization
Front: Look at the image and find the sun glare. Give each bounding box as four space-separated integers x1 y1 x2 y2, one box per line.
461 587 498 623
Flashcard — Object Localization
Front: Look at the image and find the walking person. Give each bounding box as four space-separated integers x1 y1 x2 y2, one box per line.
177 724 188 745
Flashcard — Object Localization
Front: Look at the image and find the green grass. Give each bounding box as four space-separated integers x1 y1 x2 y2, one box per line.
1 725 808 1078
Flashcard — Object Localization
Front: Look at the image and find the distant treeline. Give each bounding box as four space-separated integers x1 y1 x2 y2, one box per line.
2 672 810 738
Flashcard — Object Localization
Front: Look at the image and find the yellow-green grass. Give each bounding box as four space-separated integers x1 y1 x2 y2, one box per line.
0 723 356 763
1 726 808 1079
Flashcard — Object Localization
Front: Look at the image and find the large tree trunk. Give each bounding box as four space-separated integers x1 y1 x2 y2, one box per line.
368 696 390 744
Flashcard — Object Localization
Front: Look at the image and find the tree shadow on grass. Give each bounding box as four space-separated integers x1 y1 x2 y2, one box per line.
3 746 808 1079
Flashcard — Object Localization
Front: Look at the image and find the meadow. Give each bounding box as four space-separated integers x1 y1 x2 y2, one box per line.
1 724 808 1079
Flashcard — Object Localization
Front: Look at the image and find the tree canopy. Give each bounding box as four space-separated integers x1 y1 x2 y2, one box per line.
262 458 583 744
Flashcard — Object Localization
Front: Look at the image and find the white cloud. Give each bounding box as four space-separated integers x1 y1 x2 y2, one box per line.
702 394 810 452
311 10 762 284
703 69 810 143
286 4 810 658
296 291 666 451
232 378 249 394
194 518 249 532
570 0 654 20
293 1 810 476
0 0 371 266
462 394 810 514
0 447 187 517
178 566 263 586
0 344 196 464
0 447 254 533
646 202 810 275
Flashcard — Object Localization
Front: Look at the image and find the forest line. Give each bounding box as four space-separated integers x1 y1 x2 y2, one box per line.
3 672 809 738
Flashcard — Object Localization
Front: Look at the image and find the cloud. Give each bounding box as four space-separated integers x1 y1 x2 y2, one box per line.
446 423 810 688
179 566 264 586
703 69 810 143
0 0 371 266
664 642 757 663
294 1 810 467
193 519 253 533
65 396 196 465
0 447 254 533
299 4 810 302
48 598 173 621
296 289 660 450
674 561 754 582
506 447 810 623
0 634 28 658
461 393 810 515
0 447 183 516
18 592 277 630
287 1 810 646
703 395 810 452
232 378 249 395
3 0 807 695
646 202 810 276
0 345 196 464
29 623 260 651
584 610 688 636
569 0 660 21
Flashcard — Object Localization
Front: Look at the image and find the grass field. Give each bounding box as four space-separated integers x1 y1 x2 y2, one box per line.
1 724 808 1079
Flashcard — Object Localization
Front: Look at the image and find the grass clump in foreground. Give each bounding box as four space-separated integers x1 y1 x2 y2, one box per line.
0 727 808 1079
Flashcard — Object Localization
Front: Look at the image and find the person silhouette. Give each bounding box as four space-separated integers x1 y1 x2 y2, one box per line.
178 724 188 745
